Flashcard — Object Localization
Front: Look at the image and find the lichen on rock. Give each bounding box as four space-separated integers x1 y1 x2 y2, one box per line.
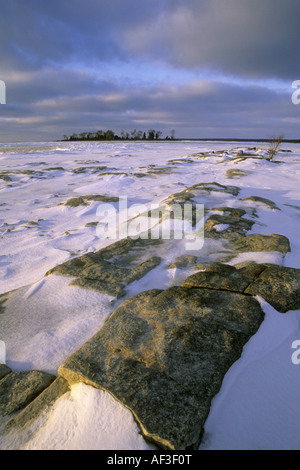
58 284 265 450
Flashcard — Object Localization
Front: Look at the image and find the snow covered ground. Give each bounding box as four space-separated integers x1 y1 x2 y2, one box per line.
0 140 300 450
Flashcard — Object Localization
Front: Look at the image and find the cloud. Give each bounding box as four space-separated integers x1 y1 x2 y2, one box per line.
0 0 299 141
0 71 297 142
0 0 162 73
2 0 299 81
122 0 300 80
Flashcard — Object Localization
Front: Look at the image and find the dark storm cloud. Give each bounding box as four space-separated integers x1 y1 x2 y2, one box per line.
122 0 300 80
4 68 116 106
0 0 299 141
0 77 296 141
2 0 299 79
0 0 163 72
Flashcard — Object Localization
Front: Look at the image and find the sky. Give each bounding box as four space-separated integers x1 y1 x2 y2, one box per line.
0 0 299 142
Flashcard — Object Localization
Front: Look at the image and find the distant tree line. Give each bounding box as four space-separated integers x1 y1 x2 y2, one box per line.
62 129 176 141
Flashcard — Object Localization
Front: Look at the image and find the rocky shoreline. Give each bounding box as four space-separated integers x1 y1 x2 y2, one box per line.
1 172 300 450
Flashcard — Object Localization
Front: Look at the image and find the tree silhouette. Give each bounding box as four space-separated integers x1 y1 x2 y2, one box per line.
62 128 166 141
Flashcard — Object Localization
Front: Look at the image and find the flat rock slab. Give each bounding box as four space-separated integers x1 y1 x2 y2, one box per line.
183 262 300 313
204 213 255 235
65 194 120 206
4 376 70 431
164 182 240 208
0 370 56 417
242 195 280 211
59 286 264 450
205 231 291 254
182 263 253 293
168 255 198 269
244 265 300 313
0 364 11 381
224 233 291 254
46 236 162 298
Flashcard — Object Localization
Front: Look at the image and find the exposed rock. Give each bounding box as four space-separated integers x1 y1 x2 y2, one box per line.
71 166 107 174
242 196 280 211
167 158 194 165
0 175 12 182
202 206 288 254
21 170 43 176
65 194 120 207
75 160 104 165
204 213 255 235
0 293 10 314
223 232 291 254
46 237 162 298
147 167 175 175
65 196 87 207
222 153 265 164
44 167 65 172
184 261 300 313
58 286 264 450
188 182 240 197
168 256 198 269
226 169 249 179
84 195 120 203
164 182 240 208
4 377 69 431
0 371 56 417
210 207 247 218
133 173 148 178
182 263 253 293
164 190 195 206
244 265 300 313
85 221 98 227
70 276 127 298
55 255 161 298
24 221 39 228
98 171 128 177
0 364 11 381
234 261 271 278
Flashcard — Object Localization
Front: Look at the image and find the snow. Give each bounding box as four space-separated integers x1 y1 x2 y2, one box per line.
23 383 154 451
0 140 300 450
201 301 300 450
213 224 230 232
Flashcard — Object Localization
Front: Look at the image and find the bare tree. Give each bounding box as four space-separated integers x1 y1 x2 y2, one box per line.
268 133 284 160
